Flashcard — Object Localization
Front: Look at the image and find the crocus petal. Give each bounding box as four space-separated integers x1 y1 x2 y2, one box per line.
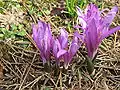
85 30 93 58
103 6 118 26
57 49 67 58
53 39 61 65
69 36 79 57
101 26 120 40
44 25 51 60
53 39 61 58
74 25 83 29
76 6 84 17
40 52 46 64
32 24 38 42
48 24 54 48
64 34 82 69
38 20 46 39
76 6 87 29
85 3 99 20
32 20 53 64
85 18 98 59
64 52 70 69
74 31 84 42
32 24 43 50
58 29 68 49
88 18 98 49
78 16 87 29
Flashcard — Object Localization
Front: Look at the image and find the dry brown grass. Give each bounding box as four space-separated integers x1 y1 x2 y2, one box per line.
0 0 120 90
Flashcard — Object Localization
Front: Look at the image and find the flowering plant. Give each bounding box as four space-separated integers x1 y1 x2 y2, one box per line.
76 3 120 59
32 21 81 69
53 29 82 69
32 20 53 64
32 4 120 71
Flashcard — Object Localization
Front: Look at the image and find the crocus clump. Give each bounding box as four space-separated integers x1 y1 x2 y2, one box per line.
32 20 53 64
32 21 81 69
32 4 120 70
53 29 81 69
76 3 120 59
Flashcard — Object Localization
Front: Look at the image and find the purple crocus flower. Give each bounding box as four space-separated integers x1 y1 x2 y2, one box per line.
53 29 82 69
76 3 120 59
63 33 82 69
53 29 68 65
32 20 53 64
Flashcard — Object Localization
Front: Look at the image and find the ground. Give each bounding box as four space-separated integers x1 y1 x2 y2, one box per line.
0 0 120 90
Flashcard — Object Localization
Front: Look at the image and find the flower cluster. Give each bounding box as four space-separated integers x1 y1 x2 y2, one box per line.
32 21 81 69
53 29 82 69
76 3 120 59
32 21 53 64
32 3 120 69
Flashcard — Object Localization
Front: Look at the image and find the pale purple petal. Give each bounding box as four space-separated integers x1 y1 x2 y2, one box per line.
64 34 82 68
76 6 84 17
76 6 87 29
53 40 58 58
57 49 67 58
88 18 98 49
85 3 99 19
101 26 120 40
74 31 84 42
32 20 53 64
69 36 79 57
32 24 43 50
38 20 46 39
85 18 98 58
58 29 68 49
45 23 53 61
32 24 38 42
78 16 87 29
64 52 69 69
103 6 118 26
85 30 93 58
74 25 82 29
99 6 118 35
53 39 61 65
53 39 61 58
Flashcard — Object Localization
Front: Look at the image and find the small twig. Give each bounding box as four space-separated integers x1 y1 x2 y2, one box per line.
114 32 118 49
60 69 63 90
77 69 82 89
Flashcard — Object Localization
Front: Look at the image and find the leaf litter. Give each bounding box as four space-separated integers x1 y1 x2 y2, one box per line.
0 0 120 90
